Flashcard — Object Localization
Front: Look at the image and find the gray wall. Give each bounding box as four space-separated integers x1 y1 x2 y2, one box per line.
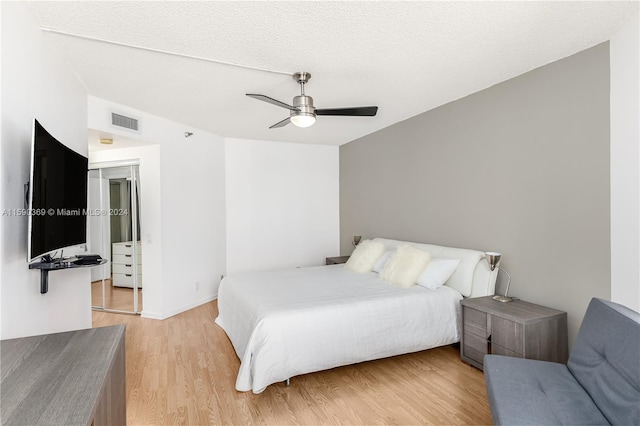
340 43 610 346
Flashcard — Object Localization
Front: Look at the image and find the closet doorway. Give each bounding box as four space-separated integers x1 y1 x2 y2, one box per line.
88 161 142 314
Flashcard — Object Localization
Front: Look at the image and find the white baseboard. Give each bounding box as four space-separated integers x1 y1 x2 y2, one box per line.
140 293 218 320
140 310 164 320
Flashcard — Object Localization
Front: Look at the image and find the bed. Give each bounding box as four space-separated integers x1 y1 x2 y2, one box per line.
215 238 498 393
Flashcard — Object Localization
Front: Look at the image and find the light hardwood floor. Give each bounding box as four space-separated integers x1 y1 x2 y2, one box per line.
92 301 493 425
92 279 142 312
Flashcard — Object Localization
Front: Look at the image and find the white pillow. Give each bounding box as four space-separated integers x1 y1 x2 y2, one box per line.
372 250 394 273
416 258 461 290
344 239 385 273
380 245 431 288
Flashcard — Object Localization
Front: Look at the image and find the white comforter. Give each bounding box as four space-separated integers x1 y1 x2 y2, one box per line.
215 264 463 393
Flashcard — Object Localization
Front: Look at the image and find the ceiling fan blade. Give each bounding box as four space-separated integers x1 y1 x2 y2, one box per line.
315 106 378 116
247 94 299 111
269 117 291 129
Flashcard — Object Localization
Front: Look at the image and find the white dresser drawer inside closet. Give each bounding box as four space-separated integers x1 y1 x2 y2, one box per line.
112 263 140 274
112 273 143 287
112 241 141 255
112 254 142 264
112 241 142 288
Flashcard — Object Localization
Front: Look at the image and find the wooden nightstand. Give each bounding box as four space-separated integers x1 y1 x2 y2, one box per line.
326 256 350 265
460 296 568 370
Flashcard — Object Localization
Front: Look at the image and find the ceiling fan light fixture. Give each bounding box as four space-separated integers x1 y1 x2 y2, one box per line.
247 71 378 129
290 113 316 128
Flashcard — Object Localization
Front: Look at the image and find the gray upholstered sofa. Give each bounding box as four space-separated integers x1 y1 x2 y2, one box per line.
484 298 640 425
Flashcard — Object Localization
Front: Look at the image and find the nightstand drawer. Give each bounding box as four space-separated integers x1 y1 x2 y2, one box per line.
492 344 521 358
462 331 489 364
492 316 524 354
463 306 488 338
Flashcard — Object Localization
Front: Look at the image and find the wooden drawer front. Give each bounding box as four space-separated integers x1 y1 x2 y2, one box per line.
464 307 488 338
492 317 524 355
492 344 522 358
462 331 489 364
113 273 143 287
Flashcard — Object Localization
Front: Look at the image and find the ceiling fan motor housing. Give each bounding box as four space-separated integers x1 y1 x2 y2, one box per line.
292 95 316 118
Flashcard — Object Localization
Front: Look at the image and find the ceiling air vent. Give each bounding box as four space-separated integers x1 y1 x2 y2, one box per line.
111 112 139 132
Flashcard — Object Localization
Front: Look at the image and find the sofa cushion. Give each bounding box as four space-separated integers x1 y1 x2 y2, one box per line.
567 298 640 426
484 355 609 425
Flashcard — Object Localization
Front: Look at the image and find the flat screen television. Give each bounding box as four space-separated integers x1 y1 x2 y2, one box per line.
27 119 88 262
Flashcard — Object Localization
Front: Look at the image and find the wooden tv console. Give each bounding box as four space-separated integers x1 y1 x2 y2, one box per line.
1 325 126 425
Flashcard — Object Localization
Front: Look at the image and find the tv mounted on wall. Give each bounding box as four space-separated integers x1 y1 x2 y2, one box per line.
27 119 88 263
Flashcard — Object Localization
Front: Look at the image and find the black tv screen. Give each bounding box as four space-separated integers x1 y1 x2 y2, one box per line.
28 119 88 262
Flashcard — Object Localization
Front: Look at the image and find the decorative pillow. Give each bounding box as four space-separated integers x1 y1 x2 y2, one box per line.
344 239 385 273
372 250 394 273
416 258 460 290
380 245 431 288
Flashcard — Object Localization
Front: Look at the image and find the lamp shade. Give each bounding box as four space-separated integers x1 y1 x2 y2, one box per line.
290 113 316 128
486 252 501 271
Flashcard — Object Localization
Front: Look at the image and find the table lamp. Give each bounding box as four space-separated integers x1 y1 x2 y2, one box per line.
486 252 513 302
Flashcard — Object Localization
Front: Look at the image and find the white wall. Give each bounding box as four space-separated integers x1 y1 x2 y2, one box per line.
610 10 640 311
1 4 4 334
225 138 339 274
0 2 90 338
88 97 226 319
90 103 340 318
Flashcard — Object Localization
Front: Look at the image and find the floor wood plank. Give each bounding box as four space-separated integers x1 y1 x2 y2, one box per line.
92 278 142 312
92 300 493 425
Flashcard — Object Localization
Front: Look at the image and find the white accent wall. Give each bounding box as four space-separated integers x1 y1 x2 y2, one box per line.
225 138 339 274
610 10 640 311
88 97 226 319
0 2 90 338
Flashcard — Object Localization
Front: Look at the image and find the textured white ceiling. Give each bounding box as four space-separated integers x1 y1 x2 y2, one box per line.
27 1 637 146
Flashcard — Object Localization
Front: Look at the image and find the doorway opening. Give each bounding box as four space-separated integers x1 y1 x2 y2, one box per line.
88 162 142 314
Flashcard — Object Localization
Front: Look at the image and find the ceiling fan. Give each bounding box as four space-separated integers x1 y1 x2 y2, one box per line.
246 72 378 129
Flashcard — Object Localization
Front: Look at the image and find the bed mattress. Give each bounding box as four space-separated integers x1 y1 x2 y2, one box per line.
215 264 463 393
